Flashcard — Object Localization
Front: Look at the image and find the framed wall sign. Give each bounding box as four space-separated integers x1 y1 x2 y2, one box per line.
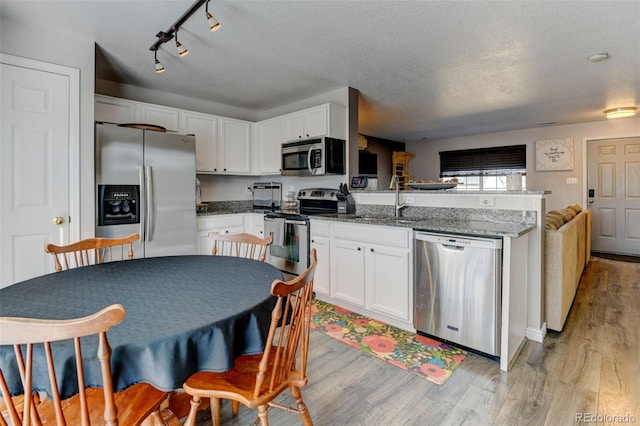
535 138 574 171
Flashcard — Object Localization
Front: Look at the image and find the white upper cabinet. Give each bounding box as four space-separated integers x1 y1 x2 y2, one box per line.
135 102 180 132
254 117 284 175
284 104 346 142
95 95 135 124
95 96 347 177
95 95 180 132
180 110 219 173
284 112 304 141
218 117 252 174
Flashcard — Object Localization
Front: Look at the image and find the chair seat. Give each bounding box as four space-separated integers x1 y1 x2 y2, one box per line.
184 351 307 409
35 383 169 424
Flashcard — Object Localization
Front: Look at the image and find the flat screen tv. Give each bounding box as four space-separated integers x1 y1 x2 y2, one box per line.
358 151 378 176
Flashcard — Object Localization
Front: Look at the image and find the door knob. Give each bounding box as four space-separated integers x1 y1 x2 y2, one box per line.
53 216 65 225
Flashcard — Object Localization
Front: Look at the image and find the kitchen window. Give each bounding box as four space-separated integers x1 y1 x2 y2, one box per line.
439 145 526 191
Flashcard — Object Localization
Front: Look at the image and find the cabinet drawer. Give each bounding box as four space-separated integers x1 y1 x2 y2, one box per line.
197 214 244 230
331 223 410 248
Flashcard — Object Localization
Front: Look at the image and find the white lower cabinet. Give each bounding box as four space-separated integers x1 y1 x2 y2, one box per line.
196 214 245 255
317 220 413 330
310 220 331 296
330 239 366 306
245 213 265 238
366 244 410 321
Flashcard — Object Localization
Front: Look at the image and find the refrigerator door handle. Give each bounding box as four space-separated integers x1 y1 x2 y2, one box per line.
138 165 145 242
145 165 154 242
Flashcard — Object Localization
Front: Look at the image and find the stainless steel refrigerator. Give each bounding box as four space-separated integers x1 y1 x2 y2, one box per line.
95 122 196 257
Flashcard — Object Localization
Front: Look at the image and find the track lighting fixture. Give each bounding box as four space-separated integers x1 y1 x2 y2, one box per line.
149 0 221 73
154 50 165 74
206 0 221 32
175 29 189 57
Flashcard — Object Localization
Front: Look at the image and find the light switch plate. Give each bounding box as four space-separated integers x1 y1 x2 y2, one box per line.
566 177 578 184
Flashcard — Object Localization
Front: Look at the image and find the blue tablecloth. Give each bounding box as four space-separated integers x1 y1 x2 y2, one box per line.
0 255 283 398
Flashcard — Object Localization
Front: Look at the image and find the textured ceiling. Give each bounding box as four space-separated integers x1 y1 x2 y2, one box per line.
1 1 639 143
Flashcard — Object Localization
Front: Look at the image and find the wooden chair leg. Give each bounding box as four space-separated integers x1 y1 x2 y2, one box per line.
210 398 221 426
183 396 202 426
257 404 269 426
231 400 239 416
290 386 313 426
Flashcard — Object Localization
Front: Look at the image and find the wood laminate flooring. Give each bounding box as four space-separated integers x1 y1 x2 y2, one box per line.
193 257 640 425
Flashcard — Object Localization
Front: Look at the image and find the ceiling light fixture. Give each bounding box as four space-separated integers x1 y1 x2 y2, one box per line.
149 0 220 73
206 0 221 32
154 50 165 74
588 53 609 63
604 107 638 119
175 29 189 57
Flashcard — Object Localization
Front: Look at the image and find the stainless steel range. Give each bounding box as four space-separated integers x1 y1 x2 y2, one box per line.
264 188 340 276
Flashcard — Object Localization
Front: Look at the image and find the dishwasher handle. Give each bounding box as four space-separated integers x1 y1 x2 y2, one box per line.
441 244 465 251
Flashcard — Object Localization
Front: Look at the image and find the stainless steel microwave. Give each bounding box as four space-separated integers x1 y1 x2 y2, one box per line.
281 137 346 176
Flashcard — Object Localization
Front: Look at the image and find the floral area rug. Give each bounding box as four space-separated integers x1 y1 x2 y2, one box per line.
310 299 466 385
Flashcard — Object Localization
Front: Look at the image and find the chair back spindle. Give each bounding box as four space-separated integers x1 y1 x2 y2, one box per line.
0 305 126 425
45 233 139 272
208 232 272 262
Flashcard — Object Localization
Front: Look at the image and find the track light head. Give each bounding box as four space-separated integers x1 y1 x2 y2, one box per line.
175 29 189 57
207 12 221 32
154 50 165 73
176 41 189 57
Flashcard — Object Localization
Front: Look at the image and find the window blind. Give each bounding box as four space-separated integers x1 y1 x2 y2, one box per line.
439 145 526 177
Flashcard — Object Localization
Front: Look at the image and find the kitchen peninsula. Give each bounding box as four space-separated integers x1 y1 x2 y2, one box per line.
198 189 546 371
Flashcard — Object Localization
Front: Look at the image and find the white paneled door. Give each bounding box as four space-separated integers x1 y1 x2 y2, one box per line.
587 137 640 256
0 60 71 287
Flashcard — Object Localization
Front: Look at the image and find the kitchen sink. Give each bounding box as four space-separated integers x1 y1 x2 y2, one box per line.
354 216 384 221
392 219 419 224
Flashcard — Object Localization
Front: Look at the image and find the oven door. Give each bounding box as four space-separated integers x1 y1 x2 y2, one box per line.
264 217 309 276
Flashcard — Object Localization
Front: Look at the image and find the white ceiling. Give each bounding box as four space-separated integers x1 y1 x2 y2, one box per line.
1 1 639 143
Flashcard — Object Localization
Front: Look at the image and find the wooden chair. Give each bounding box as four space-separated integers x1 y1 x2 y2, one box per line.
208 232 273 262
0 304 178 426
45 233 139 272
182 249 318 426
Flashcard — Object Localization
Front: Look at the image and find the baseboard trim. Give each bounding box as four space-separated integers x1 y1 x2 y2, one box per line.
525 323 547 343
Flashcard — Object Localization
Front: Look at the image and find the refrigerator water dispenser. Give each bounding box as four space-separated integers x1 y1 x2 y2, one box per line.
98 184 140 226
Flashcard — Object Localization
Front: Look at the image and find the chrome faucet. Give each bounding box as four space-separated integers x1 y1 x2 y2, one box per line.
393 175 406 217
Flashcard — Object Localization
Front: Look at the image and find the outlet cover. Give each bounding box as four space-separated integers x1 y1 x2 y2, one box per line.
479 197 495 207
405 196 415 204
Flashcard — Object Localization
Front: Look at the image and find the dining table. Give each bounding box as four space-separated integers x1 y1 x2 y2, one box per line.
0 255 284 400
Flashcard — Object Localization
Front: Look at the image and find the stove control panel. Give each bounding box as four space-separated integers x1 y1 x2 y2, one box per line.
297 188 338 201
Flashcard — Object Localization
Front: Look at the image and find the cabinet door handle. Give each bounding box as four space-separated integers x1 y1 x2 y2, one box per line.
357 247 361 251
311 239 315 243
370 248 374 252
225 230 229 234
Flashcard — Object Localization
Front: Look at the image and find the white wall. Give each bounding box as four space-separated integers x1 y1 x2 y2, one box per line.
1 16 96 239
407 117 640 211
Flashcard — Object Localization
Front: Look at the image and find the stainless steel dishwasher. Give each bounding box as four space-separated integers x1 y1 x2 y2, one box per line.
414 232 502 356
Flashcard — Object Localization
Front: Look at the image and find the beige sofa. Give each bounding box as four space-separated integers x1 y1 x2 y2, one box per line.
544 205 592 331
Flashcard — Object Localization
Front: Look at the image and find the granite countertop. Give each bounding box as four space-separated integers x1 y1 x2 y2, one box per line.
197 202 536 238
310 213 535 238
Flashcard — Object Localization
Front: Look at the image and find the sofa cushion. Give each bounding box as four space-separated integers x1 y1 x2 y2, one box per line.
545 214 564 230
568 204 583 214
